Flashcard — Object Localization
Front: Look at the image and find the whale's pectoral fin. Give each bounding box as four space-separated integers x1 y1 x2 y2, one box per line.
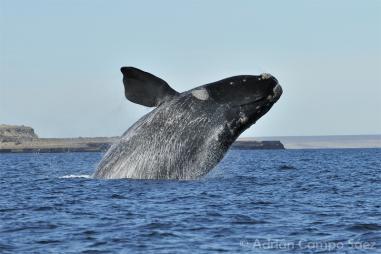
120 67 179 107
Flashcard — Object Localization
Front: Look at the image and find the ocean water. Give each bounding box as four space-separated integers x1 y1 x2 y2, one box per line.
0 149 380 253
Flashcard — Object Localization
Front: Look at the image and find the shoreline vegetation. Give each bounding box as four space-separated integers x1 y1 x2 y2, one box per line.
1 124 380 153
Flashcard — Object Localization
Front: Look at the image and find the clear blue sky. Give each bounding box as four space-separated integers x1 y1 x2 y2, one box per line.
1 0 380 138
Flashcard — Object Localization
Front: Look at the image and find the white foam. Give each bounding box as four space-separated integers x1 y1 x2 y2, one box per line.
59 174 91 179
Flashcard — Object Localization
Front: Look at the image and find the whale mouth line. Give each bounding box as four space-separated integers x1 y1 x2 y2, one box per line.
239 96 267 108
238 84 282 108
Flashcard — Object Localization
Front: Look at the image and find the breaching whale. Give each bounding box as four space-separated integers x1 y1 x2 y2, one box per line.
93 67 282 179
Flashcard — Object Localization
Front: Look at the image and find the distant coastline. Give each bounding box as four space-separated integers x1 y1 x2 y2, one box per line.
1 125 380 153
0 124 284 153
244 135 381 149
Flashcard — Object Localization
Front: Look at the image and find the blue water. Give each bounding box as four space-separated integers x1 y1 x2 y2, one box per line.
0 149 380 253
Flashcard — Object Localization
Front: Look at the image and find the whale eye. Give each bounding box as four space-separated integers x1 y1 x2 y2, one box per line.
191 88 209 101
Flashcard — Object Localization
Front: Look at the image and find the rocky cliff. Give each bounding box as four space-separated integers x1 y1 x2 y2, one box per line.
0 124 38 143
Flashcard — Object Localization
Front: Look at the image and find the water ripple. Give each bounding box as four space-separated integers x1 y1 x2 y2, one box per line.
0 149 380 253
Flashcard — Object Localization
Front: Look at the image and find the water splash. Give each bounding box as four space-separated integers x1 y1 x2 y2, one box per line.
59 174 91 179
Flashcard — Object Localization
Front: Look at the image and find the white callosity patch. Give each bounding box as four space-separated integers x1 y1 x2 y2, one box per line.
273 84 282 97
226 121 234 135
261 73 272 80
266 84 282 102
238 112 248 125
191 88 209 101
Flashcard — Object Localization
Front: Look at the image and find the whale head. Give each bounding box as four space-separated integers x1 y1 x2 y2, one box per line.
190 73 282 139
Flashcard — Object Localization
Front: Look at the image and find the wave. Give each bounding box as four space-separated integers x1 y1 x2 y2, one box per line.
59 174 92 179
